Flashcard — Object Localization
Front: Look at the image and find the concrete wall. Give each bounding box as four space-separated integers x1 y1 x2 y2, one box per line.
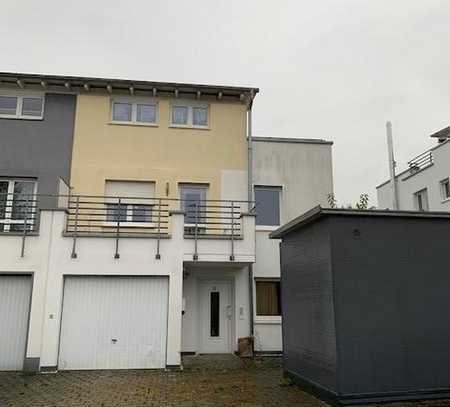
377 140 450 211
330 215 450 400
70 95 248 203
0 93 76 207
252 138 334 352
280 218 338 393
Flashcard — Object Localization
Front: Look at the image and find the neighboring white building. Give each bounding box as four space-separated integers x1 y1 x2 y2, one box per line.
252 137 334 353
377 127 450 211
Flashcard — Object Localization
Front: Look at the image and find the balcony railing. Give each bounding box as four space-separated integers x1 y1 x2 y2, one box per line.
408 149 433 173
0 193 254 260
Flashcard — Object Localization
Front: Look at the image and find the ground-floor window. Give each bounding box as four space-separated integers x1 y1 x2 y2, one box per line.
255 279 281 316
0 179 37 232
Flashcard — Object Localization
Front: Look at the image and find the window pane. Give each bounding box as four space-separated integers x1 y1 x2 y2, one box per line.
193 107 208 126
0 181 8 219
132 204 152 223
137 104 156 123
0 96 17 115
254 187 280 226
22 97 43 117
181 186 207 224
12 181 35 220
106 203 127 222
210 291 220 337
256 281 281 316
112 102 132 122
172 106 188 125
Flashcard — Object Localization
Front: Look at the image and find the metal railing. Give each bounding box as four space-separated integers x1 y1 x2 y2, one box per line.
408 149 433 172
0 193 254 261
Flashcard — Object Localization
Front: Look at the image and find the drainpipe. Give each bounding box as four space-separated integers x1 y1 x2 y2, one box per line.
247 97 255 340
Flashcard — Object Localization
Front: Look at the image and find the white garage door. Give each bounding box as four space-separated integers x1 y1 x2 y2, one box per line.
58 276 168 370
0 275 32 370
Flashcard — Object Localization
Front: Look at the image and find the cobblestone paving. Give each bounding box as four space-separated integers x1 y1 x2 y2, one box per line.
0 355 449 407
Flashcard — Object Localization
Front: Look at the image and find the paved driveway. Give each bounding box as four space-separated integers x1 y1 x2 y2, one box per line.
0 356 449 407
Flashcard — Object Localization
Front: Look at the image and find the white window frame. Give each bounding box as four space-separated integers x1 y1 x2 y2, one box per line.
110 97 158 126
104 203 154 227
440 177 450 201
179 183 209 232
0 179 37 232
0 91 45 120
254 278 282 324
254 185 282 230
170 101 210 129
414 188 429 211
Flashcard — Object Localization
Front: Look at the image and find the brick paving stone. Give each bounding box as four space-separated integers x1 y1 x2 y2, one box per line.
0 356 448 407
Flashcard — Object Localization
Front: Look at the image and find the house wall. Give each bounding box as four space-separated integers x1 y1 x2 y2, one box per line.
330 215 450 398
279 218 338 393
377 140 450 211
252 139 334 352
0 93 77 207
70 95 248 203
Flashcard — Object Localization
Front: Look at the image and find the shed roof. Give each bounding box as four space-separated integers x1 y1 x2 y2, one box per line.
270 206 450 238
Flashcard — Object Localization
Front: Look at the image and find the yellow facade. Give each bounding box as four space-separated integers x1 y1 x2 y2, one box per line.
70 95 248 202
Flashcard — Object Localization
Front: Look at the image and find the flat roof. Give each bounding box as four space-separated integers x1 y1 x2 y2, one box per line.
252 136 333 145
270 206 450 238
0 72 258 102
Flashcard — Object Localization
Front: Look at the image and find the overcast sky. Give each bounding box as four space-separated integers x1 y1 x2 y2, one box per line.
2 1 449 205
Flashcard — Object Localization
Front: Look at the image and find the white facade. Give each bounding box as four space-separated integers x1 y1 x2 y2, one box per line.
251 137 334 352
0 209 255 371
377 140 450 211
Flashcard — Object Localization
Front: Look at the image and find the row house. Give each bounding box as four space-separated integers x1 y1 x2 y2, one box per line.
0 72 333 371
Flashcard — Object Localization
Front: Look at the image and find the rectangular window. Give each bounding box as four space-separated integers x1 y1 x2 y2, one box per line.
0 95 44 119
180 184 208 224
111 99 157 125
256 280 281 316
0 179 37 232
171 103 209 128
104 180 155 225
414 188 429 211
210 291 220 337
254 186 281 226
440 178 450 200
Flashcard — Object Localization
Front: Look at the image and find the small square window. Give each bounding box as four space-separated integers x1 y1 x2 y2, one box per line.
193 107 208 126
112 102 132 122
256 280 281 316
172 106 188 125
22 97 43 117
137 104 156 123
0 96 18 116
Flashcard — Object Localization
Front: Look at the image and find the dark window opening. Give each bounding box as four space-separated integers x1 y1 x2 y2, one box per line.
210 291 220 337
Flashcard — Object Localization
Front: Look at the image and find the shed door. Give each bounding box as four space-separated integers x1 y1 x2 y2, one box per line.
0 275 32 370
58 276 168 370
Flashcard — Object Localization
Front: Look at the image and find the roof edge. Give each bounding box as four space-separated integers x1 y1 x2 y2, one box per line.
252 137 333 145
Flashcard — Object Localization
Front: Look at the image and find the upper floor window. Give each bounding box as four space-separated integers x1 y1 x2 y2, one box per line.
0 94 44 119
440 178 450 200
0 179 37 232
414 188 429 211
254 186 281 226
180 184 208 225
104 180 155 225
171 103 209 128
111 99 157 125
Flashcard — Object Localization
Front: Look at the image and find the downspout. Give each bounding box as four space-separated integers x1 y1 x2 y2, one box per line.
247 96 255 340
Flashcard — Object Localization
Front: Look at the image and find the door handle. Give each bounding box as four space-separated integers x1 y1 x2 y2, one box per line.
111 338 118 344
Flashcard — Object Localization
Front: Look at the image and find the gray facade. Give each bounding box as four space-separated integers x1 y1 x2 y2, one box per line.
0 93 76 207
273 208 450 405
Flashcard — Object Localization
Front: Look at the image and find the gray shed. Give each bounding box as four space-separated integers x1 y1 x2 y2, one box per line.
270 207 450 405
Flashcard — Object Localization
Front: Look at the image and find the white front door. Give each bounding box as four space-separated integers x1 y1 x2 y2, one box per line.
199 281 232 353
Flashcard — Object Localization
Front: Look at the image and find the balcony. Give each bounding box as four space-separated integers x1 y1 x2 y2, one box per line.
407 149 433 174
0 193 256 263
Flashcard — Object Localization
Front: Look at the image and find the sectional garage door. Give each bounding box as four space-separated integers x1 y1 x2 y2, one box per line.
58 276 168 370
0 275 32 370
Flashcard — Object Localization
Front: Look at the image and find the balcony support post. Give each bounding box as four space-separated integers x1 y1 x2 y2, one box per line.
155 198 161 259
230 201 235 261
193 202 198 260
114 198 121 259
71 196 79 259
20 194 29 258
